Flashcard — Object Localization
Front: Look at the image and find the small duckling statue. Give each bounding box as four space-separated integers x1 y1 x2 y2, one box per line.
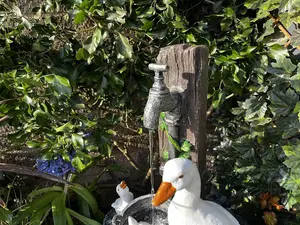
111 181 134 215
128 216 150 225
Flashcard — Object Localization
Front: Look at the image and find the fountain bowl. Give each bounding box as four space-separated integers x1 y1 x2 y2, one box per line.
103 194 170 225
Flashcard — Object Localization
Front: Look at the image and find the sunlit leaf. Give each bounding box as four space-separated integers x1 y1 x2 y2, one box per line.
55 122 74 133
116 34 133 58
84 29 103 54
74 11 86 25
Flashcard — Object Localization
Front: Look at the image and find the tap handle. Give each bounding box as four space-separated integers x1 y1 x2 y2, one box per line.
148 64 168 79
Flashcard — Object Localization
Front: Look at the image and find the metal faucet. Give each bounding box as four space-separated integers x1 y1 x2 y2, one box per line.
143 63 181 159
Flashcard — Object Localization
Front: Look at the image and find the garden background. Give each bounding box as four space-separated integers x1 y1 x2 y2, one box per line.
1 0 300 224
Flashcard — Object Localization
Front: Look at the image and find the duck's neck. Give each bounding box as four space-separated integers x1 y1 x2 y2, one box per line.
172 170 201 208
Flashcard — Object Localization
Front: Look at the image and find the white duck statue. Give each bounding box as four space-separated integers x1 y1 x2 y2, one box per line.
152 158 240 225
111 181 134 215
127 216 150 225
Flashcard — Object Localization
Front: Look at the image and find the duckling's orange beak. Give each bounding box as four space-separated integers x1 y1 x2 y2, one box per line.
152 182 176 207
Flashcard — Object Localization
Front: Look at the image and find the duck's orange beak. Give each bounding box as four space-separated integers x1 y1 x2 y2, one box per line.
152 182 176 207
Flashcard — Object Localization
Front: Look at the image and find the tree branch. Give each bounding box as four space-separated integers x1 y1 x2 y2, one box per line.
0 163 72 185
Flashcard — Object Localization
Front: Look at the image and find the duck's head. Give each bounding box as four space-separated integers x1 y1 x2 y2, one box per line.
116 181 129 197
152 158 199 206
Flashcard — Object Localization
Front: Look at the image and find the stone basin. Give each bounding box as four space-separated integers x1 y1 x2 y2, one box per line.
103 194 170 225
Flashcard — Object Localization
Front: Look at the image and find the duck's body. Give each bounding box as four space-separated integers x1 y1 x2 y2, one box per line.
169 199 238 225
111 181 134 215
153 158 239 225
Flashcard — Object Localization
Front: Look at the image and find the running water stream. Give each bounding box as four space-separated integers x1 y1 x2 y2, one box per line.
148 130 156 225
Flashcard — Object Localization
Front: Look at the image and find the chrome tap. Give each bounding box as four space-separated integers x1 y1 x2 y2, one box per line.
143 63 181 159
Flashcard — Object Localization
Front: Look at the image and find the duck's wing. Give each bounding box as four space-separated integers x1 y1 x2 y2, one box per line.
199 200 240 225
111 198 122 208
128 216 138 225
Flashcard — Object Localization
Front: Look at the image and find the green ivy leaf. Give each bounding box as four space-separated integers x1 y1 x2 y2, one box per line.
72 156 86 171
83 29 103 54
290 29 300 47
242 96 267 121
76 48 89 60
116 34 133 58
271 57 297 73
181 139 192 152
74 11 86 25
290 74 300 92
269 89 299 116
44 75 72 96
277 114 300 139
72 134 84 150
26 141 42 148
269 44 289 60
55 122 74 133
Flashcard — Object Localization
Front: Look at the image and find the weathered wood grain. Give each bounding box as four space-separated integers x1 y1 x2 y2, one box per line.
157 44 209 174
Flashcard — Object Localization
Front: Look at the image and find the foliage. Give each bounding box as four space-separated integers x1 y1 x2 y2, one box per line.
9 183 104 225
160 112 192 160
1 0 300 223
195 0 300 214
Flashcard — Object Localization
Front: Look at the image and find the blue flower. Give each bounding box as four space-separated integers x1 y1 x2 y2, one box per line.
35 151 76 177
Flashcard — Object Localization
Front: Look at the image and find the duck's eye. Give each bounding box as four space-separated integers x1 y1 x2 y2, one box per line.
178 175 184 179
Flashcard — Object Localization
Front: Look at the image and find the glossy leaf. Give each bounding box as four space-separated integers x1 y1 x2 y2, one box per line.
74 11 86 24
0 207 12 224
13 192 60 224
269 89 298 116
28 186 63 199
84 29 103 54
67 208 101 225
55 122 75 133
52 193 67 225
69 184 99 215
116 34 133 58
72 134 84 150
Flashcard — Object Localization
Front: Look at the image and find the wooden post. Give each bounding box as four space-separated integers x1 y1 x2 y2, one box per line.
157 44 209 174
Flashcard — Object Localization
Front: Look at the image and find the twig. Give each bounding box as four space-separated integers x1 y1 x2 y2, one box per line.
0 115 9 122
0 98 18 104
113 141 139 170
0 163 72 185
269 14 300 50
